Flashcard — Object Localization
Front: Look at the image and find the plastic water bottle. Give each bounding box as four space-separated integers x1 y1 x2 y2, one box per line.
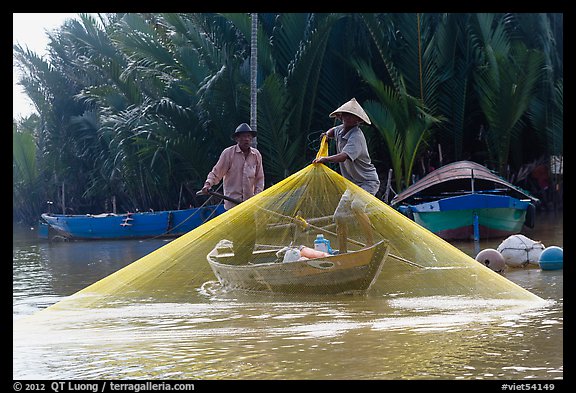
314 234 332 254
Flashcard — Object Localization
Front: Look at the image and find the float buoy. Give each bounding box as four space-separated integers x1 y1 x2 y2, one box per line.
497 234 545 268
538 246 563 270
475 248 506 273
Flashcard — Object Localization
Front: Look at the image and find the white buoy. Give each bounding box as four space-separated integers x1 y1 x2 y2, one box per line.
475 248 506 273
497 234 545 268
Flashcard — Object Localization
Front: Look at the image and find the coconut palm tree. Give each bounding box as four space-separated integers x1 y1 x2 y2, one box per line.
13 12 562 222
512 13 563 160
257 13 346 174
471 14 545 175
14 29 98 214
13 119 44 223
355 13 443 192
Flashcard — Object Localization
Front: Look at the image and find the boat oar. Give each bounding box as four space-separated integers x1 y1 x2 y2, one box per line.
200 190 424 269
200 190 242 205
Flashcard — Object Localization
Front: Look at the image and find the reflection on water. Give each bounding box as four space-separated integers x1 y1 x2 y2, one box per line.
13 211 563 380
14 294 561 380
13 236 170 318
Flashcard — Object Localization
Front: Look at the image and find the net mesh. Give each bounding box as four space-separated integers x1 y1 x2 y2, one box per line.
39 137 541 312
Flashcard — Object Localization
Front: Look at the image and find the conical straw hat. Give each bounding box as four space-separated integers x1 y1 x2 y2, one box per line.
329 98 371 125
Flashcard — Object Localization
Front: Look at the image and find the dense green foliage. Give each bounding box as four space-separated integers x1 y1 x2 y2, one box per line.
13 13 563 224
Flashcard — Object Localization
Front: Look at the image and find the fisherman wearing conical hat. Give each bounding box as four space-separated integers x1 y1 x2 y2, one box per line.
312 98 380 253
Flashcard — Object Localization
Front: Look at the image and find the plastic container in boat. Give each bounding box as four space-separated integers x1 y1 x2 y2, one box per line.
314 234 333 254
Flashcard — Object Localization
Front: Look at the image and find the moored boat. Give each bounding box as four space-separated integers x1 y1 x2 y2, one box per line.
206 239 390 295
40 204 225 241
391 161 539 240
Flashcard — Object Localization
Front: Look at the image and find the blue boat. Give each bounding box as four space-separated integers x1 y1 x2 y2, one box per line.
391 161 539 241
40 204 225 241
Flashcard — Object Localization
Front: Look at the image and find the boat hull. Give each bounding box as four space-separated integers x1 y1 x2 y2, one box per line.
207 240 389 295
409 194 531 240
40 204 225 240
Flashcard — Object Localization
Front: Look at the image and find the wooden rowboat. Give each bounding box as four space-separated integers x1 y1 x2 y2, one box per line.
207 239 390 295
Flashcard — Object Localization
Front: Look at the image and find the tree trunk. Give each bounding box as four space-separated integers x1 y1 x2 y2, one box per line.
250 13 258 148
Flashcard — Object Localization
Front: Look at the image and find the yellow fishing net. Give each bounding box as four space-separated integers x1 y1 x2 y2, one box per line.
36 136 540 313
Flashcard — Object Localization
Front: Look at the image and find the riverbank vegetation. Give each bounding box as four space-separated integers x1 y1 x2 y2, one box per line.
13 13 563 225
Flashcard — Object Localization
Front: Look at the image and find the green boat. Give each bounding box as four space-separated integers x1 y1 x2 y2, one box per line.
391 161 539 241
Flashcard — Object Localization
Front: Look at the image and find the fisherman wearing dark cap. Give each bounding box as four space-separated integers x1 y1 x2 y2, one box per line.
201 123 265 211
201 123 264 264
